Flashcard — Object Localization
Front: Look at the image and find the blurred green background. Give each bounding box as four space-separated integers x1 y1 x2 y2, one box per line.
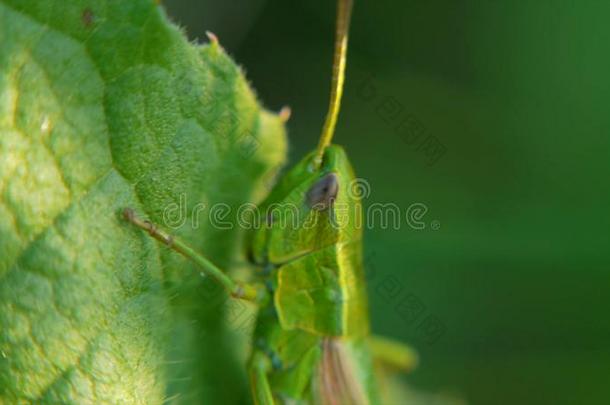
164 1 610 404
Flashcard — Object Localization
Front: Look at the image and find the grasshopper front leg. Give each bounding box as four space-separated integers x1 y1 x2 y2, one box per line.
122 208 265 302
249 351 275 405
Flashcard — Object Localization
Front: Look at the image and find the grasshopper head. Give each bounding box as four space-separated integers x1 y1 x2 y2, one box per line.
250 145 363 265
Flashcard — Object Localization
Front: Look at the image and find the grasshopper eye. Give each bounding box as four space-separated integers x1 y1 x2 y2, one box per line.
306 173 339 210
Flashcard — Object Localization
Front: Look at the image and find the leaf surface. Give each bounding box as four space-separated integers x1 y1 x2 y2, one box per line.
0 1 286 403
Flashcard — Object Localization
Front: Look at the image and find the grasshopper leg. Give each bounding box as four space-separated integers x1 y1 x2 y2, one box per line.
249 351 275 405
369 335 419 373
123 208 265 302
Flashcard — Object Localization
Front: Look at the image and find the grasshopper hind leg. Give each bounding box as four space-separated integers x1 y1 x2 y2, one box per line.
369 335 418 373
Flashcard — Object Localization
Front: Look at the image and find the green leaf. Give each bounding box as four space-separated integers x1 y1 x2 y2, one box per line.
0 1 286 403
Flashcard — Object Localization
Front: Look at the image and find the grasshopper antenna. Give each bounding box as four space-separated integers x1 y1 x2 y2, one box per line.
313 0 354 168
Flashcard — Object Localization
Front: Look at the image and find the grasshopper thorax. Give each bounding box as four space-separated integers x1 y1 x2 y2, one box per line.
249 145 369 337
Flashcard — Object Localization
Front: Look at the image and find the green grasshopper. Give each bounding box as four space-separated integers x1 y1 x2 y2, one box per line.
124 0 415 403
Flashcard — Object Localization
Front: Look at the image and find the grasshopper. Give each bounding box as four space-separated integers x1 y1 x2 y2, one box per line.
124 0 415 403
